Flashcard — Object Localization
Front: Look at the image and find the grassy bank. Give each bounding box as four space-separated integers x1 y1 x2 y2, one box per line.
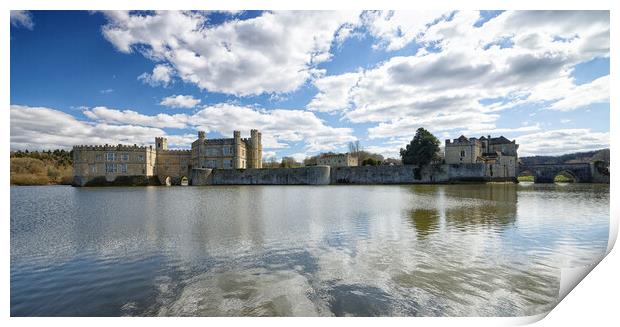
10 150 73 185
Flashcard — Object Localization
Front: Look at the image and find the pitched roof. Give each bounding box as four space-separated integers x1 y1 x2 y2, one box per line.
488 136 512 144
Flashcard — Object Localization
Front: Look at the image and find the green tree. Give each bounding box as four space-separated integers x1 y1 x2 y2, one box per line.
400 128 440 166
362 157 380 166
280 156 301 168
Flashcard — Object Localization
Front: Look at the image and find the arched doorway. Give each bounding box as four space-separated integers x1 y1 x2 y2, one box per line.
180 176 189 186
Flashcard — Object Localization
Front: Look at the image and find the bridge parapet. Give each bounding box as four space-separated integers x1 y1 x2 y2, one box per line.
518 162 594 183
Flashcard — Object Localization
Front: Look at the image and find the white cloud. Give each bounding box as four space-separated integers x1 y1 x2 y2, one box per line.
547 75 609 111
10 105 179 150
361 10 450 51
363 145 400 159
84 106 189 129
461 123 542 136
99 89 114 94
288 153 307 162
160 95 201 109
307 10 609 140
138 64 173 87
307 72 360 113
11 11 34 30
46 104 356 153
102 11 362 96
516 129 609 156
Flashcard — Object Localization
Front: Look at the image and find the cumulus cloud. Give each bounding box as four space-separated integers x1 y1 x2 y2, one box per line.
84 106 189 129
10 105 193 150
547 75 609 111
138 64 174 87
307 10 609 139
14 104 355 153
102 10 362 96
307 72 360 113
361 10 450 51
11 11 34 30
160 94 201 109
516 129 609 156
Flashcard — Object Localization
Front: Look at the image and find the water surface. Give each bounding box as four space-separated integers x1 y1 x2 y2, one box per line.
10 184 609 316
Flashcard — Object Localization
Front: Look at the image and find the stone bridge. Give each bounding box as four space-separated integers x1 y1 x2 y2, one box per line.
518 162 595 183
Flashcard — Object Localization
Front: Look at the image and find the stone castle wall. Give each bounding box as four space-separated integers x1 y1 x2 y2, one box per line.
73 163 510 187
208 165 330 185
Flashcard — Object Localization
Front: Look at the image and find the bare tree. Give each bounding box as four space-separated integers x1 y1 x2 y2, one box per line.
348 140 362 157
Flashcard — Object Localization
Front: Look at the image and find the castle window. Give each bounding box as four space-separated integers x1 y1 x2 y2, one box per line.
223 159 233 168
95 154 102 161
121 153 129 161
105 163 117 173
223 147 232 156
137 154 144 161
90 165 97 173
119 163 127 173
106 152 116 161
460 150 466 157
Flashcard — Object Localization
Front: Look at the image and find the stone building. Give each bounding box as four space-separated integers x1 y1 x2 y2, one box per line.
192 129 262 170
72 144 157 183
316 153 358 167
445 135 519 179
73 129 262 186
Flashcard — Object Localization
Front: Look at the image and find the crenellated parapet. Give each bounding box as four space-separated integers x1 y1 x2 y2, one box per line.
158 149 192 155
73 144 154 151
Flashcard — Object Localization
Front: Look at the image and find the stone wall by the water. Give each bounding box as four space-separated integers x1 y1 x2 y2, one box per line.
209 165 331 185
191 168 213 186
73 175 161 187
73 163 514 186
446 164 488 182
330 165 449 184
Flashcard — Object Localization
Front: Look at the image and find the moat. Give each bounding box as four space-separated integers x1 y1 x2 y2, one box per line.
10 184 609 316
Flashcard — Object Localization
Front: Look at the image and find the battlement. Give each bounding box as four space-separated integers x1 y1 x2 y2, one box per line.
73 144 153 151
158 149 192 154
203 138 235 145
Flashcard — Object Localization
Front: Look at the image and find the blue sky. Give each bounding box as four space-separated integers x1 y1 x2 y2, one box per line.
10 10 610 159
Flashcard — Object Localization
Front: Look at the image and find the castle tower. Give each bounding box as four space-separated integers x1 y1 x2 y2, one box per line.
250 129 259 168
198 131 205 140
233 130 241 168
155 137 168 151
257 131 262 168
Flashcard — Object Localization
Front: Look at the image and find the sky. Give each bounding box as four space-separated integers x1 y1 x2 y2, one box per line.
10 10 610 160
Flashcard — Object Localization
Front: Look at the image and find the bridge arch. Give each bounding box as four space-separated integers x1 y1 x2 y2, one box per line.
164 176 171 186
180 176 189 186
518 163 592 183
554 170 578 183
517 169 537 183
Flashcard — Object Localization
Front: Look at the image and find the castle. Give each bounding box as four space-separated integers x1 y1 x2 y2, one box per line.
72 130 519 187
73 129 262 186
444 135 519 179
